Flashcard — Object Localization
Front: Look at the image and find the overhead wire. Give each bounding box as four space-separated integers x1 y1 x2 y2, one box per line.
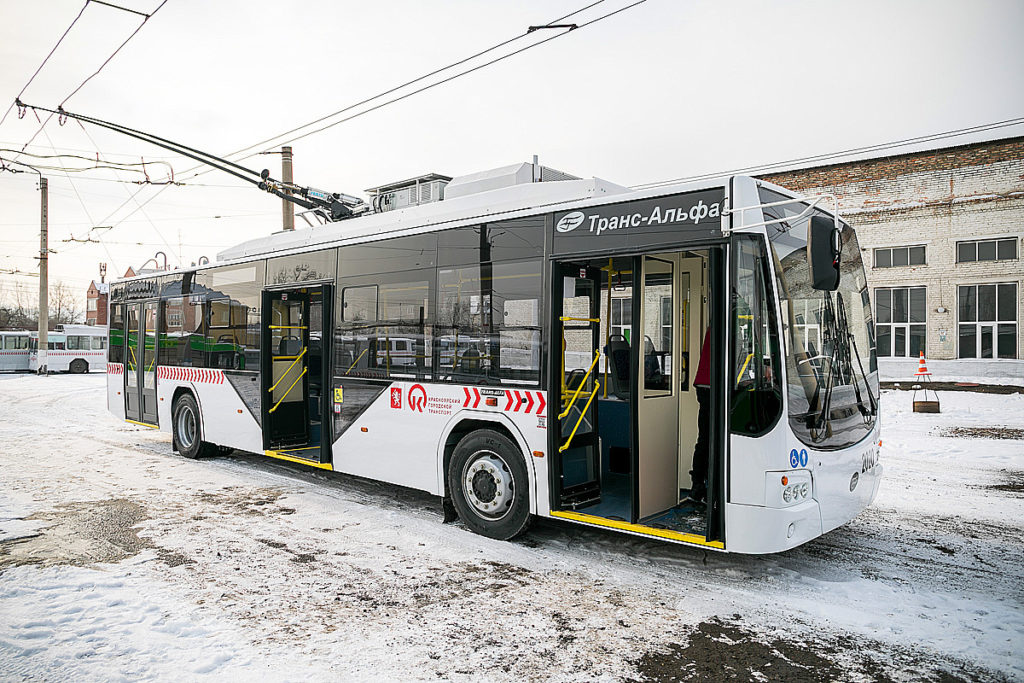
42 0 647 246
13 0 170 159
0 0 90 130
632 116 1024 189
218 0 611 164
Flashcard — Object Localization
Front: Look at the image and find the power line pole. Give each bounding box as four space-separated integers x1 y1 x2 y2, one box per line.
281 145 294 231
37 177 48 375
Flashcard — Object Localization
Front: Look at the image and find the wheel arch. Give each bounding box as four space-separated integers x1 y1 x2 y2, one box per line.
436 411 538 514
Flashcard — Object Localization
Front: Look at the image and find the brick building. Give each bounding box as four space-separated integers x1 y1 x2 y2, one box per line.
762 135 1023 380
85 280 108 326
85 267 135 326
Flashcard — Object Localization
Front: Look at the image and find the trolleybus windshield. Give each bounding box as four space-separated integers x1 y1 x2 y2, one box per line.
761 188 879 450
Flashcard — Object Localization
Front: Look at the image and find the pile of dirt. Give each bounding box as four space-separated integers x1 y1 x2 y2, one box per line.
943 426 1024 440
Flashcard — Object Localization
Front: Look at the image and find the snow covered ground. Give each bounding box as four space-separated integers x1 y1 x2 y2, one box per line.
0 374 1022 681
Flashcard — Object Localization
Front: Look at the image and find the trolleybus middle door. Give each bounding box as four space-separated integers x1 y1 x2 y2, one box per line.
262 289 311 450
553 263 602 509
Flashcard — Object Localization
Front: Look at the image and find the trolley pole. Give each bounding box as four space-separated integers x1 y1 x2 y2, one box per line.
37 177 48 375
281 145 294 231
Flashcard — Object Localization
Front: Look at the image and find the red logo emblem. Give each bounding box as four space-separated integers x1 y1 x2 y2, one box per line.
390 387 402 409
408 384 427 413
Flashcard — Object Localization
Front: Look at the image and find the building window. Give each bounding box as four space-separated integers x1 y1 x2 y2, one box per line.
610 296 631 342
958 283 1017 359
875 286 926 357
87 298 98 312
874 245 925 268
957 238 1018 263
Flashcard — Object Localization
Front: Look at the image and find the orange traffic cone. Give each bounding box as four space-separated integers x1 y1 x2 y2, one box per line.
913 351 931 377
912 351 939 413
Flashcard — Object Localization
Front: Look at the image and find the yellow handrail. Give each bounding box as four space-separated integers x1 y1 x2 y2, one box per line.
736 352 754 385
559 316 600 323
268 325 308 330
559 381 600 453
268 368 307 414
268 347 307 393
345 348 367 375
559 350 601 420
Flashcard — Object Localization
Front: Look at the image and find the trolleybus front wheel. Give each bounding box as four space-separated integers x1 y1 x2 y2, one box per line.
172 393 215 459
448 429 531 540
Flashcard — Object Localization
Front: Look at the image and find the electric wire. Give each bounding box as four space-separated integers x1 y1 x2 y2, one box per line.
14 0 170 159
38 0 647 245
0 1 90 130
218 0 610 164
632 116 1024 189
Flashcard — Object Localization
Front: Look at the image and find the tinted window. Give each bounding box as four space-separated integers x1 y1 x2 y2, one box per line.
268 250 337 284
437 259 543 385
339 234 437 277
437 217 544 266
109 304 125 364
957 242 976 262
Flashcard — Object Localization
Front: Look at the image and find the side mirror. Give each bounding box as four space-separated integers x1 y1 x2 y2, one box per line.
807 215 841 291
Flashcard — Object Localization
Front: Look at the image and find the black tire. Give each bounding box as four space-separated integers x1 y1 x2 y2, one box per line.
172 393 215 459
69 359 88 374
448 429 531 540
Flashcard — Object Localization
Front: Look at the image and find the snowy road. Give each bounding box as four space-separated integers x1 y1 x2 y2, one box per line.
1 374 1022 681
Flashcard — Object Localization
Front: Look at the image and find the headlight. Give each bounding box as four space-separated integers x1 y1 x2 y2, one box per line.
800 483 809 497
783 487 793 503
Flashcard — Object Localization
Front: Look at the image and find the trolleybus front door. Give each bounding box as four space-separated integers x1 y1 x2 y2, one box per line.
124 300 159 425
552 263 603 509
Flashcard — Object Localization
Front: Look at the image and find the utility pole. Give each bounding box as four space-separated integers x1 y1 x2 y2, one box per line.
37 177 48 375
281 145 294 231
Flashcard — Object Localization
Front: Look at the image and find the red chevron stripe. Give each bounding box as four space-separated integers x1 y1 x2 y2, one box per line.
535 391 546 415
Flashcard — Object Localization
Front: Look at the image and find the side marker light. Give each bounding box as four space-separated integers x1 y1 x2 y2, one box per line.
486 398 498 407
360 427 368 432
532 450 544 458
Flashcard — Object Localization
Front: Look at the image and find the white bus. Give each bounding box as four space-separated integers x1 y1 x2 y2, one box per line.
0 330 31 372
30 324 108 373
105 166 880 553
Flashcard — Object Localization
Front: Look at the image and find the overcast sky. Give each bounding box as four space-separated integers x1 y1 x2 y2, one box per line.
1 0 1022 300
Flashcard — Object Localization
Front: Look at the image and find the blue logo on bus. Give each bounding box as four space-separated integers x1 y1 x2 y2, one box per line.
789 449 799 468
799 449 808 467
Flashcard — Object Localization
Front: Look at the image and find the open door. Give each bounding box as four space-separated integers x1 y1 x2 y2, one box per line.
261 285 332 464
552 262 603 509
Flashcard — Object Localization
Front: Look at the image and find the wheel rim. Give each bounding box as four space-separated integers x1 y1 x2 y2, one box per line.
176 405 196 449
462 449 514 521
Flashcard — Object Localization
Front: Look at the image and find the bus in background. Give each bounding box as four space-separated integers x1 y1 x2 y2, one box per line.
0 331 31 372
104 165 880 554
30 324 108 373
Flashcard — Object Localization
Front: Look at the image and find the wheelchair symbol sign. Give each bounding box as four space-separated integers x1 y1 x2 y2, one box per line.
789 449 799 468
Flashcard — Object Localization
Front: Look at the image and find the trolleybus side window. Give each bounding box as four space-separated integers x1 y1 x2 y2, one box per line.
730 235 783 435
109 304 125 364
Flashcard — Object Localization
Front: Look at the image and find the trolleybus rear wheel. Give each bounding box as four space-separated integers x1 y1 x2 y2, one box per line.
172 393 214 459
448 429 531 540
69 359 87 374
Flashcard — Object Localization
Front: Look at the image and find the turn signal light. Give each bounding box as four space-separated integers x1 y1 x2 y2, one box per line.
360 427 368 432
781 476 789 486
486 397 498 407
532 450 544 458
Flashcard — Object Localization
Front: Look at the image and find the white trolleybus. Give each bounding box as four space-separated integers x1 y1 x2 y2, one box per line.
0 330 32 372
105 165 880 553
30 324 109 373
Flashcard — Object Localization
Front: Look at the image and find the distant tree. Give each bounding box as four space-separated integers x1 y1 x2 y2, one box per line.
0 280 85 329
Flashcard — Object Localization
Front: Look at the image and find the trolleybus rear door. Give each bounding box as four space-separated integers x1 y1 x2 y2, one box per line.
124 300 159 425
552 263 602 509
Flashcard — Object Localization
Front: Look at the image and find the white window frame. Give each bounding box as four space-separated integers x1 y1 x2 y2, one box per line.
957 282 1018 359
874 286 927 358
